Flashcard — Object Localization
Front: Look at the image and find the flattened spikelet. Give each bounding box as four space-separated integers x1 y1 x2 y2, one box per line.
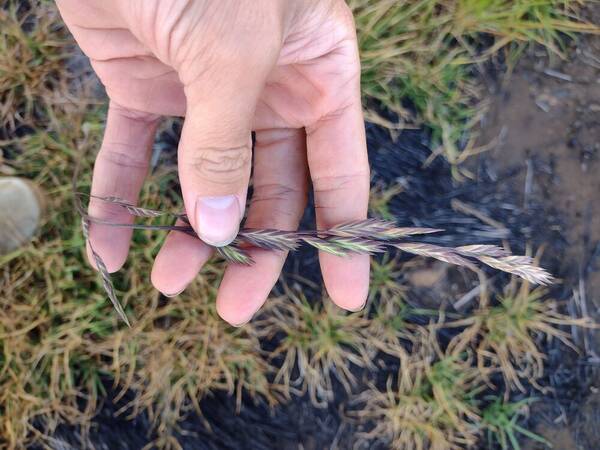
381 226 445 239
90 248 131 327
216 245 253 265
82 218 131 326
476 256 555 285
395 243 477 269
239 229 299 251
81 193 182 218
330 219 442 240
455 245 510 258
328 236 385 254
301 236 348 257
330 219 396 238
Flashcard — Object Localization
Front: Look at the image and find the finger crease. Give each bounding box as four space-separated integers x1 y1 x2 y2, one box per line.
99 148 150 170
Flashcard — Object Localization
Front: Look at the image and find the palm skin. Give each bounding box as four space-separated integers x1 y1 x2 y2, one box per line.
57 0 370 326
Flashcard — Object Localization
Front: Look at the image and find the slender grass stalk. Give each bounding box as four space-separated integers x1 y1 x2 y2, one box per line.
74 193 554 325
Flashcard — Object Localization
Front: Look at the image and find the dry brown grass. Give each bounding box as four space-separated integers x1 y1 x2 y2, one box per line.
363 288 416 360
255 287 374 407
369 181 404 220
350 328 484 450
1 127 281 448
0 1 72 131
93 278 282 449
352 0 598 175
368 253 407 301
447 279 595 393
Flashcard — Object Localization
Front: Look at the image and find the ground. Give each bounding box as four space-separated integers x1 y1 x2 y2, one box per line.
1 1 599 449
47 47 600 445
478 34 600 449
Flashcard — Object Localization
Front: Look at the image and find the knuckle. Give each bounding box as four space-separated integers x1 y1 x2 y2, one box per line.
317 0 356 37
252 183 306 206
333 0 355 27
98 147 150 170
307 102 355 133
248 182 307 228
313 172 369 194
191 145 251 184
111 103 161 124
312 172 370 212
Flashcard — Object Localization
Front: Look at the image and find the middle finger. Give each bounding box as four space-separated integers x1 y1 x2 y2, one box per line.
215 128 308 326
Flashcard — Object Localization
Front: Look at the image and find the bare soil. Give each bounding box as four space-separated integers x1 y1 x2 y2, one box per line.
477 31 600 449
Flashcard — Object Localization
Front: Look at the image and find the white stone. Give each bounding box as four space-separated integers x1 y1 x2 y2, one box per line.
0 177 43 254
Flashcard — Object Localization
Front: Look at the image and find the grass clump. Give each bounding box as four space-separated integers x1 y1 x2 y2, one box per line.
0 74 108 446
482 397 549 450
368 253 408 304
363 282 417 360
256 288 373 407
369 181 404 220
448 280 595 392
0 1 71 131
98 283 280 449
351 0 598 174
1 110 280 447
351 329 483 450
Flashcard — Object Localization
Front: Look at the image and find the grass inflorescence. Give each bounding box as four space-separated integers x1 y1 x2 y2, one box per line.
76 193 554 325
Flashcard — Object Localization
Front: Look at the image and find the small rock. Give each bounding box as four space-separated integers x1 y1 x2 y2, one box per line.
0 177 44 254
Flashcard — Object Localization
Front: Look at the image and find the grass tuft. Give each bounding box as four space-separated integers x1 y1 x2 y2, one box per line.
256 288 373 407
448 280 595 392
481 397 550 450
351 328 484 449
1 0 598 447
0 1 71 130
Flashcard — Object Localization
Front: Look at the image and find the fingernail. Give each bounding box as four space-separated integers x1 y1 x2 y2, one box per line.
196 195 240 246
164 288 184 298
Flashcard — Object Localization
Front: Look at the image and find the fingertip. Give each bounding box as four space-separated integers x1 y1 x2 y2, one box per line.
151 225 213 297
150 262 172 296
321 253 370 311
216 250 283 326
216 299 254 327
215 281 265 327
86 231 128 273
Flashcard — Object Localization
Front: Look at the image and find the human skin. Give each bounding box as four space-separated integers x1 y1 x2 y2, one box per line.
56 0 370 326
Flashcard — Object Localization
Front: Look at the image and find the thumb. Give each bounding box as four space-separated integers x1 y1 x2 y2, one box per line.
178 78 261 247
176 9 283 247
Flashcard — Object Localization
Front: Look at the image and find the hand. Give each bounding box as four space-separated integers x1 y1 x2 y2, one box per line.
57 0 370 325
